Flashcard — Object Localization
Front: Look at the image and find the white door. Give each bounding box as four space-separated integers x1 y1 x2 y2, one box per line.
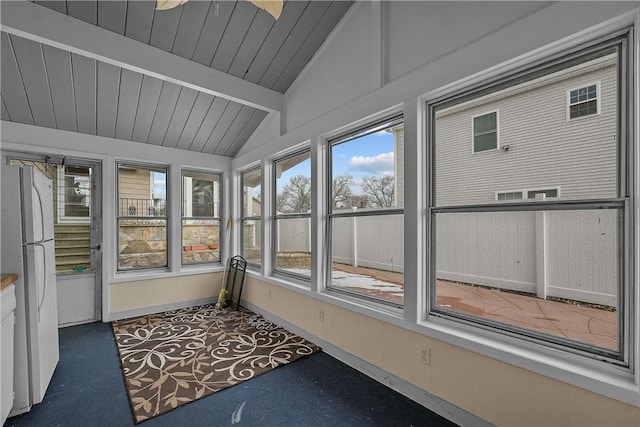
8 157 102 327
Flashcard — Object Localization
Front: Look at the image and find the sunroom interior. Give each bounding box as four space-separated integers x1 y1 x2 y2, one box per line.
1 1 639 426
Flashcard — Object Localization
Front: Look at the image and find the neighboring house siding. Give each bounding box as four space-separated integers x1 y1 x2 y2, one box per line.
119 168 152 216
435 58 617 206
392 125 405 207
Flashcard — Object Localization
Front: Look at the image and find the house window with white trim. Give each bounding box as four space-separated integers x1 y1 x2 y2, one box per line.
568 83 599 119
240 167 262 268
273 149 311 280
327 115 404 306
429 38 630 365
117 163 168 271
472 111 498 152
181 171 221 266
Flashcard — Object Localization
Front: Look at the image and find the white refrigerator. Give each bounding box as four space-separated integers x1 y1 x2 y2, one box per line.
1 165 59 416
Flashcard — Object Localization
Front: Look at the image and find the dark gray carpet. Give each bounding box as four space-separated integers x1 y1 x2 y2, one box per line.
6 321 458 426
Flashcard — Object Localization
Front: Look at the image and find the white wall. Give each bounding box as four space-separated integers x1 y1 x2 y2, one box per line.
1 122 231 321
232 0 640 419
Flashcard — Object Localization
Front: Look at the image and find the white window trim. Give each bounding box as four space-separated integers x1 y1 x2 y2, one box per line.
566 81 601 121
239 166 263 270
180 170 222 267
426 30 633 394
115 162 170 274
56 165 91 224
471 110 500 153
271 147 312 282
325 114 405 308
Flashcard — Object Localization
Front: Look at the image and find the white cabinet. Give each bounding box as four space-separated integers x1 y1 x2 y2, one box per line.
1 283 16 425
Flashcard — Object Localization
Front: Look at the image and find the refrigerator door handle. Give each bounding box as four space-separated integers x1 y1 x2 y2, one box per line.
34 242 47 322
23 238 55 321
26 241 51 322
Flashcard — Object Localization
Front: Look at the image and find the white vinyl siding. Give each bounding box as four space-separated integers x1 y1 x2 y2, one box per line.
435 59 616 206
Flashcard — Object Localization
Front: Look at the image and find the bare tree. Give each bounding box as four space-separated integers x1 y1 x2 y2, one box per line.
277 175 311 213
361 176 395 208
332 174 354 208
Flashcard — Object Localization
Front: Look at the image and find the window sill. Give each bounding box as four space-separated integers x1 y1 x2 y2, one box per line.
414 315 639 407
110 264 224 284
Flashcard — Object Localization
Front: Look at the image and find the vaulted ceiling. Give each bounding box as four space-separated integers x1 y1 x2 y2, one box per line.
0 0 352 156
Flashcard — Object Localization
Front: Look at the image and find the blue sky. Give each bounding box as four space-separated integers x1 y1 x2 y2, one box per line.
278 130 395 195
153 172 166 200
154 130 395 199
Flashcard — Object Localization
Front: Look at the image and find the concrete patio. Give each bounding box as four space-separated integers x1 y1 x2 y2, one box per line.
330 264 617 351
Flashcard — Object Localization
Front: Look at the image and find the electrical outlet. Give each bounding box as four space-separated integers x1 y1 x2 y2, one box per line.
268 289 272 300
319 308 324 322
420 347 431 366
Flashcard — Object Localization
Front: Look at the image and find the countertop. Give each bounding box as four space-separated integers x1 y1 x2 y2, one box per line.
0 274 18 291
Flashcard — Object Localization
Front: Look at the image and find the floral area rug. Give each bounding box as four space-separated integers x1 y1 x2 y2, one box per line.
111 304 320 423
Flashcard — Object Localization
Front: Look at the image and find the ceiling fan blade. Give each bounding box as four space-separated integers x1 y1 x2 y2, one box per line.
249 0 283 20
156 0 190 11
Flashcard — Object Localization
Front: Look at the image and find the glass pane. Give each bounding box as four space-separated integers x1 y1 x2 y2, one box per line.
118 165 167 217
182 172 220 217
61 166 91 218
434 209 619 351
242 168 262 217
118 218 167 270
331 120 404 210
275 217 311 276
473 112 496 134
275 151 311 214
182 219 220 265
330 214 404 304
473 132 497 152
434 49 618 206
241 219 261 266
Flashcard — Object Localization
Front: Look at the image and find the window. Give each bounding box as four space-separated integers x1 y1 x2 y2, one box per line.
240 167 262 267
568 83 599 119
496 191 522 201
57 165 91 223
430 40 629 364
328 115 404 306
496 188 559 201
181 171 221 266
472 111 498 152
273 150 312 279
117 164 168 271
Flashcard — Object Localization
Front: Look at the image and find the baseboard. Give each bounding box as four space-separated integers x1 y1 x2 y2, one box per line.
107 297 216 321
241 301 494 427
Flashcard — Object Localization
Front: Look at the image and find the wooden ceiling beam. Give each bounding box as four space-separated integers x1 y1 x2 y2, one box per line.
1 0 284 114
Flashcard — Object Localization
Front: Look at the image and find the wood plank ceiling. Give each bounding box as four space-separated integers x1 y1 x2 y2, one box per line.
0 0 352 157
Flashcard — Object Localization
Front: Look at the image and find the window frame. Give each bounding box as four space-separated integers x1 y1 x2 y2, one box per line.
471 110 499 153
116 162 170 273
240 166 262 269
427 34 632 367
180 169 222 267
272 148 312 282
566 81 601 120
326 114 405 308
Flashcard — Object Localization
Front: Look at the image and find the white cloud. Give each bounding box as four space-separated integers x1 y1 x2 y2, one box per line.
348 152 394 175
